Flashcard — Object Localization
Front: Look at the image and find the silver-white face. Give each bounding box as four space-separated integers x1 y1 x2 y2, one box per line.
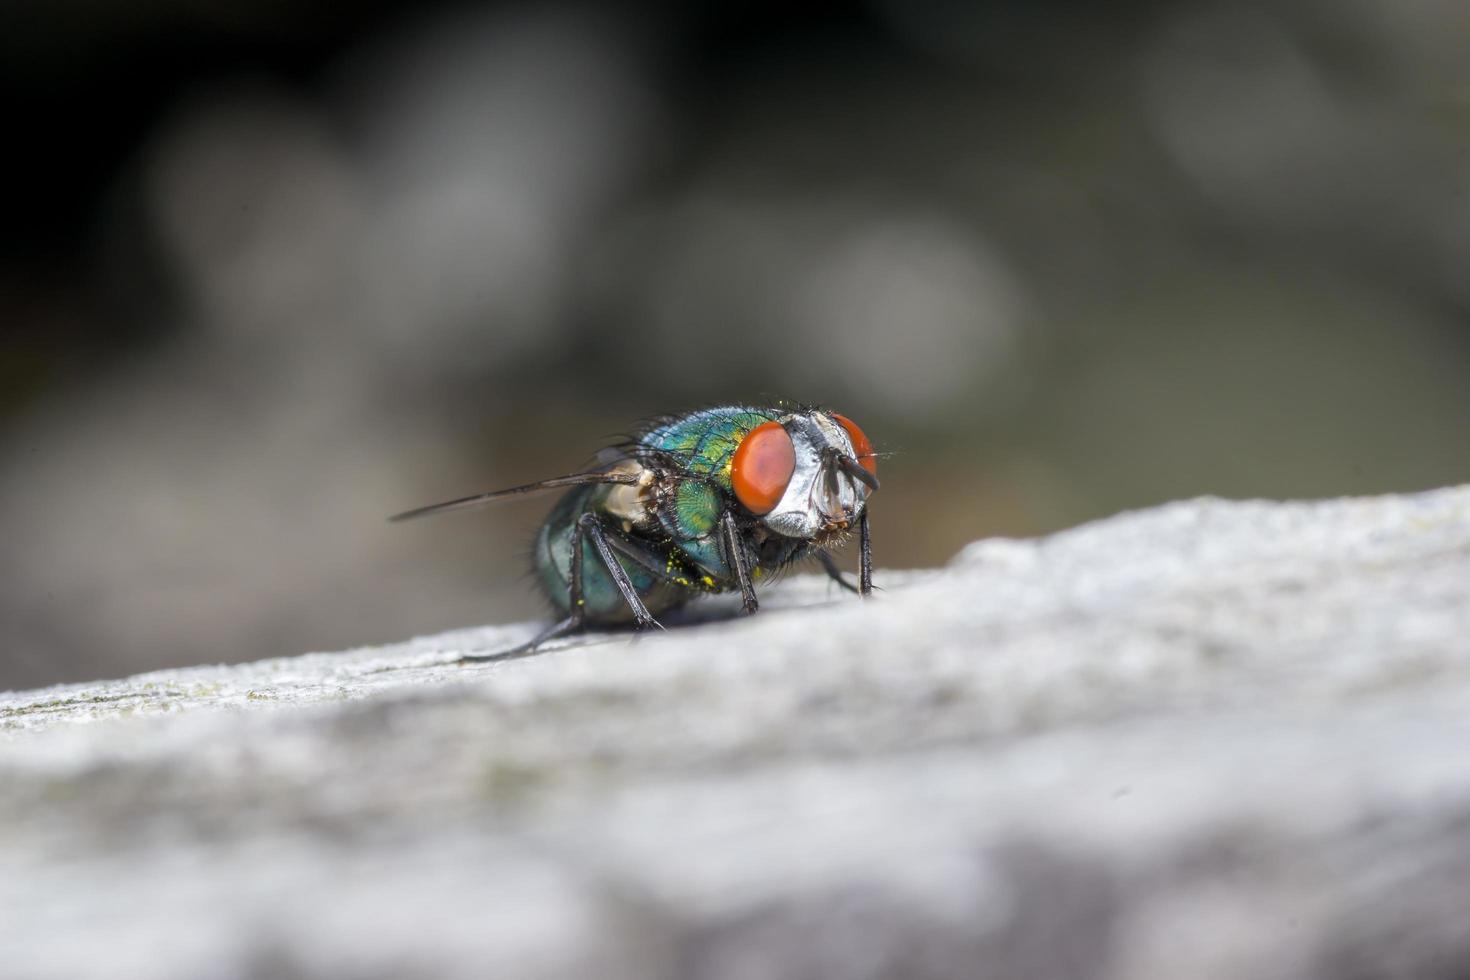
762 412 872 539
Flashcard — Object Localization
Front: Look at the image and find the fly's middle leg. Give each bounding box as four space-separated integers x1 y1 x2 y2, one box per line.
719 511 759 614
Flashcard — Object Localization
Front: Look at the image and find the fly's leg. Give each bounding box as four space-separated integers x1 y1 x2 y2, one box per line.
461 514 594 662
815 551 861 595
461 615 581 664
720 511 759 614
815 514 875 597
598 528 678 581
577 512 663 631
460 511 660 664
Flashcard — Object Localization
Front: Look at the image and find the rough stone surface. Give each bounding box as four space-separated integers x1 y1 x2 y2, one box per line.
4 488 1470 980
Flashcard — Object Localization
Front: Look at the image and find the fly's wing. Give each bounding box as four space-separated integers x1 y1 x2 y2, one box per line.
388 471 639 523
592 445 631 468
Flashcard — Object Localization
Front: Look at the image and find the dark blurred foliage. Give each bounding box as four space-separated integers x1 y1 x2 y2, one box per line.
3 0 1469 688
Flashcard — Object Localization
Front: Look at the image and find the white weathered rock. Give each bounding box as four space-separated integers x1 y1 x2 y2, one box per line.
4 488 1470 979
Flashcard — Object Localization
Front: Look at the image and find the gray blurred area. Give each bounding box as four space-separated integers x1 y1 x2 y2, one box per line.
3 0 1469 689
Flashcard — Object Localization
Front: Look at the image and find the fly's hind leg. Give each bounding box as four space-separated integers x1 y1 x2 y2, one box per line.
577 512 663 631
460 521 591 663
460 512 660 664
461 615 582 664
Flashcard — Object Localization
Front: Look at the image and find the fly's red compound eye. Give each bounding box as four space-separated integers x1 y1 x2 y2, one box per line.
731 421 796 515
832 413 878 479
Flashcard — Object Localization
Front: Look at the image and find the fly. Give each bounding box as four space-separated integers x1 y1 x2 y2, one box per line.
390 405 880 661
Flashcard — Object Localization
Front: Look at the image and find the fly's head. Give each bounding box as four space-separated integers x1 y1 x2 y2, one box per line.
729 410 879 542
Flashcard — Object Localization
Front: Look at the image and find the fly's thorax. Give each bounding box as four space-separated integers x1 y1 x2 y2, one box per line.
641 407 782 479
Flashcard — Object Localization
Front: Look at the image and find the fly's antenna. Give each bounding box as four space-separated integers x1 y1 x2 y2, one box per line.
820 448 843 499
830 451 880 492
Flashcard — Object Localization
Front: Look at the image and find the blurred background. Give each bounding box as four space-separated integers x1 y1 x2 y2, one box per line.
3 0 1469 689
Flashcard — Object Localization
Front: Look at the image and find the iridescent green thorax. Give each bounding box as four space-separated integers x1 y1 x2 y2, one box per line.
671 479 721 539
640 406 783 493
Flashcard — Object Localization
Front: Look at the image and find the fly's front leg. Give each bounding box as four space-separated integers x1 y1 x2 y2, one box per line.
578 512 663 630
858 510 873 597
815 551 860 595
719 511 759 614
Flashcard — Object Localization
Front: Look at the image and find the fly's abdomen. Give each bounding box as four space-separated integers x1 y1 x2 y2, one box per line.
534 486 692 625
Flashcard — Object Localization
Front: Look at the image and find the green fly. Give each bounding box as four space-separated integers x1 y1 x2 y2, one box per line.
391 405 879 660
